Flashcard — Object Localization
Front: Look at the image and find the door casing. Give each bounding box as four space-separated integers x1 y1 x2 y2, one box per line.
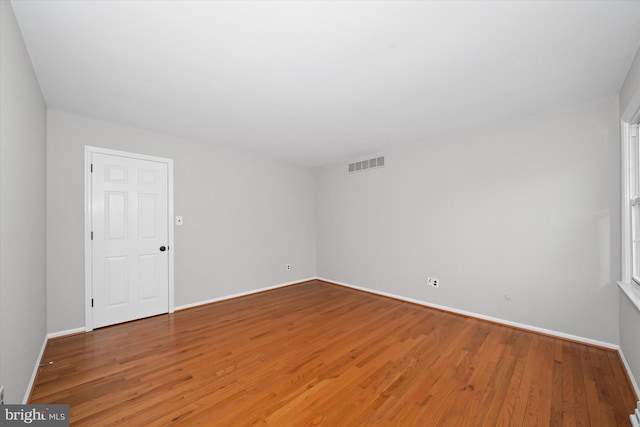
84 145 175 331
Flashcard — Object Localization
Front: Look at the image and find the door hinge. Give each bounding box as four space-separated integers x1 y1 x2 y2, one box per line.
90 163 93 173
91 298 94 307
91 231 93 240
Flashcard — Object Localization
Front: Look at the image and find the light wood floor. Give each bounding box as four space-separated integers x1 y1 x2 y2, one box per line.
31 281 637 426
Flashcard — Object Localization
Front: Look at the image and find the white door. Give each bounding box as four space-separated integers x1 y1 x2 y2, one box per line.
91 152 170 328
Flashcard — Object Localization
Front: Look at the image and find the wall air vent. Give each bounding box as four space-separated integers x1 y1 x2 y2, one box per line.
348 156 385 174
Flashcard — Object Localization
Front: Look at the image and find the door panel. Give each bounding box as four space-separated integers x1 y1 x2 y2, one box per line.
106 192 127 239
139 254 159 301
138 194 157 239
106 256 128 306
92 153 169 328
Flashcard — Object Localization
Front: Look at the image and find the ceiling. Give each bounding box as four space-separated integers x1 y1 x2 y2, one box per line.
10 1 640 166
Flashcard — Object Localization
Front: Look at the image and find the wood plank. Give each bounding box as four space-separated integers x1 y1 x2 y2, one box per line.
29 281 636 426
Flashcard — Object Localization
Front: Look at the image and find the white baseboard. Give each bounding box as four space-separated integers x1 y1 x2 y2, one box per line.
46 279 317 336
33 277 640 406
23 336 47 404
317 277 619 350
619 348 640 398
632 403 640 427
47 327 86 339
319 277 640 401
174 277 317 311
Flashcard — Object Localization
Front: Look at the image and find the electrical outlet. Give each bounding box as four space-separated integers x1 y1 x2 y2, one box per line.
1 386 4 405
286 264 291 271
427 277 439 288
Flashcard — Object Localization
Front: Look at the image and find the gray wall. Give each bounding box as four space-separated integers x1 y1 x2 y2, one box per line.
620 47 640 395
0 1 48 403
4 2 637 400
317 96 621 344
47 110 317 333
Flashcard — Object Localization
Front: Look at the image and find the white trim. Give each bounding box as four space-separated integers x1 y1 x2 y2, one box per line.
47 327 86 340
174 277 316 311
84 147 92 330
23 336 47 404
167 164 175 314
84 146 175 331
619 347 640 398
23 279 639 405
317 277 619 350
622 121 633 284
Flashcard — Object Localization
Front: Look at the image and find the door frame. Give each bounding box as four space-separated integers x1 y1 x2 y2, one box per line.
84 145 175 331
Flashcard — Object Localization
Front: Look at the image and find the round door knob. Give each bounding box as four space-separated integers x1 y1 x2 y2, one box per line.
159 246 166 252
